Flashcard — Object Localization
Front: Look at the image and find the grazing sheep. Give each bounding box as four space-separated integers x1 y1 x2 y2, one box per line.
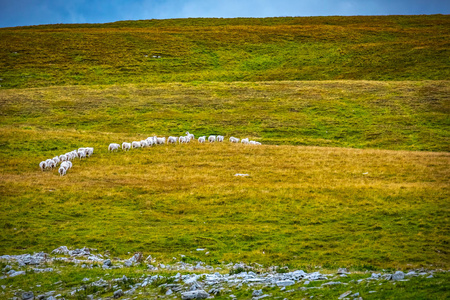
108 143 120 152
85 147 94 157
179 136 187 144
140 140 149 148
241 138 249 144
132 141 141 149
59 154 68 162
208 135 216 143
39 161 46 171
52 156 60 165
185 135 191 143
146 137 154 146
217 135 224 142
255 142 262 145
198 136 206 143
122 142 131 151
45 159 55 169
60 161 72 171
156 137 166 145
58 167 66 176
78 150 87 159
229 137 240 143
167 136 177 144
186 132 195 140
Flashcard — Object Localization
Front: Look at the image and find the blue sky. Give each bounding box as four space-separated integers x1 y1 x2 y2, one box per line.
1 0 449 28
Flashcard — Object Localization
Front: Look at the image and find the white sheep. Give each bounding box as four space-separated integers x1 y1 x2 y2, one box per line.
52 156 60 165
39 161 46 171
45 159 55 169
146 137 154 146
60 161 72 171
156 137 166 145
208 135 216 143
140 140 149 148
241 138 249 144
78 149 87 159
179 136 187 143
167 136 177 144
108 143 120 152
58 167 66 176
198 136 206 143
59 154 68 162
85 147 94 157
217 135 224 142
122 142 131 151
132 141 141 149
229 137 240 143
186 132 195 140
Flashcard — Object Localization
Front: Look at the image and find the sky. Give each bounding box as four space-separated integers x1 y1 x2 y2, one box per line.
1 0 449 28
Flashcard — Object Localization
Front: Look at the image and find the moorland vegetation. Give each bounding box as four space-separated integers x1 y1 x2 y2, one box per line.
0 15 449 299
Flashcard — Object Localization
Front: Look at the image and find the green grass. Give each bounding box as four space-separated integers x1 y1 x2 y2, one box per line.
0 81 448 151
0 15 449 89
0 15 449 298
0 81 449 270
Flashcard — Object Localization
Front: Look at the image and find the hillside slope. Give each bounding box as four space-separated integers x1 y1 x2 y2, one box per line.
0 15 449 88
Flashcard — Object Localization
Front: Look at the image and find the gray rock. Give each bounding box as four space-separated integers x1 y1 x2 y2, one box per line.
208 288 220 295
22 292 34 300
370 273 381 279
46 297 56 300
338 290 352 299
276 280 295 287
351 292 360 297
113 289 123 298
124 260 132 267
181 290 210 299
7 270 25 277
406 271 417 277
322 281 342 286
252 289 263 297
337 268 348 274
103 259 112 266
392 271 405 281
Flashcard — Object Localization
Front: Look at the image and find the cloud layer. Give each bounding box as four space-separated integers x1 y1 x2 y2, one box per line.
1 0 449 28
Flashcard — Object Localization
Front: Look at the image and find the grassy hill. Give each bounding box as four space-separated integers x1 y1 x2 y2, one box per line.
0 81 449 270
0 15 449 89
0 16 449 296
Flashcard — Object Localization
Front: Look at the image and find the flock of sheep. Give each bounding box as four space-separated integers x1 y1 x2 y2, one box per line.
39 147 94 176
109 132 262 152
39 132 261 176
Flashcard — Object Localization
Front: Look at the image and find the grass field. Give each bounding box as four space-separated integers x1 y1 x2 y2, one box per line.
1 81 448 270
0 15 449 298
0 15 449 89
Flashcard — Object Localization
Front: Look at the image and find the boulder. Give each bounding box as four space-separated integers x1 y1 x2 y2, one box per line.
392 271 405 281
338 291 352 299
103 259 112 267
22 292 34 300
113 289 123 298
181 290 209 299
276 280 295 287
